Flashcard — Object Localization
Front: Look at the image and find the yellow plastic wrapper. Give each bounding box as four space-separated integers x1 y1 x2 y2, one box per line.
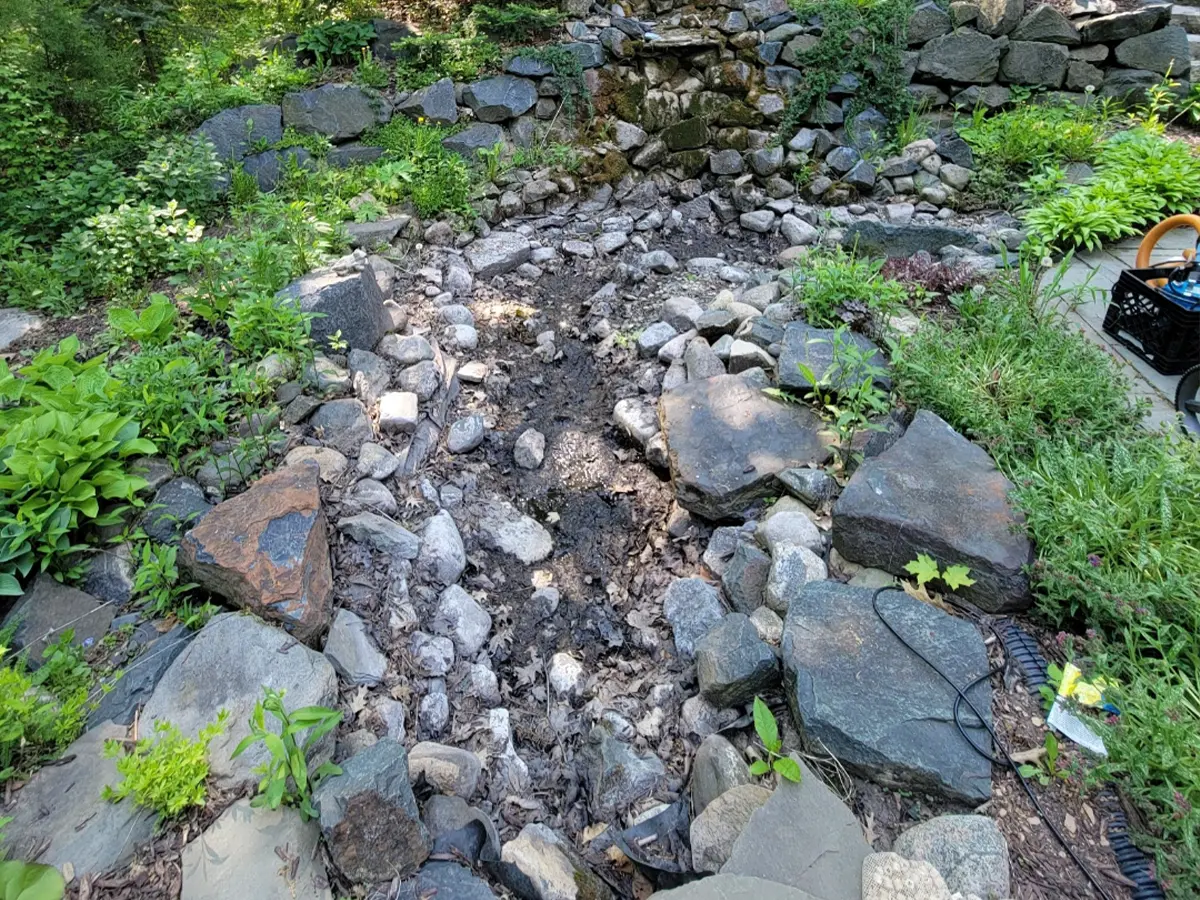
1058 662 1112 708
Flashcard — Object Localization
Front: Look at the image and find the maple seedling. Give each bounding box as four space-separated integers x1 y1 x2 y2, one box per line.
903 554 976 592
748 697 802 784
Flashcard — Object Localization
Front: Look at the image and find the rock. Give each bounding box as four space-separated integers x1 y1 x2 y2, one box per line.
662 297 705 331
781 214 818 246
195 104 282 163
419 690 450 737
143 612 337 787
348 348 390 406
310 399 373 456
1100 67 1162 101
614 397 660 447
908 2 952 44
277 267 389 352
782 581 991 801
641 250 679 274
691 734 751 814
740 210 775 233
3 575 113 665
841 220 980 258
833 410 1033 612
282 84 389 141
685 338 727 381
1115 25 1190 74
396 77 459 124
497 823 614 900
891 814 1010 898
181 797 329 900
696 613 779 708
476 498 553 564
764 544 827 613
443 122 505 156
416 510 466 586
757 506 823 556
1079 6 1170 43
777 467 837 508
547 651 586 697
0 307 44 351
346 217 406 250
344 479 396 516
691 784 773 873
861 854 950 900
1013 5 1080 43
637 321 679 357
722 542 772 613
327 143 385 167
1000 40 1069 86
1 722 155 878
314 739 430 882
916 32 1002 83
661 577 726 659
695 308 740 339
584 725 666 817
662 117 710 151
513 428 546 469
431 584 492 657
711 149 745 175
284 446 349 481
379 391 420 434
409 741 483 799
613 120 648 151
399 360 441 401
239 140 315 191
723 760 870 899
448 414 486 454
380 334 434 365
777 321 890 395
142 477 212 543
408 862 497 899
89 624 190 727
464 75 537 122
411 633 455 679
652 875 828 900
180 462 332 644
658 375 831 519
324 608 387 685
465 232 532 278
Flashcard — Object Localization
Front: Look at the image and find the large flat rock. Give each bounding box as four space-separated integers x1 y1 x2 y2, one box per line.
776 322 890 395
659 375 832 520
2 574 113 665
142 612 337 789
722 761 869 900
841 221 979 258
1 722 155 878
655 874 823 900
181 797 330 900
832 410 1033 612
782 581 992 803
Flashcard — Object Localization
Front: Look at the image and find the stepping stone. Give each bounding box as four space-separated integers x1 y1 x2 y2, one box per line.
832 410 1033 612
658 375 832 520
0 308 44 351
781 581 992 802
1 722 155 879
181 797 329 900
143 613 337 789
723 760 870 900
180 461 333 644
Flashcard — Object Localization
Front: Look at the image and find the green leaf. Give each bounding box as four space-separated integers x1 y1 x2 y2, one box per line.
1017 763 1040 779
753 697 780 753
903 554 941 587
1044 732 1059 770
748 759 770 777
940 565 976 590
0 859 67 900
772 756 803 783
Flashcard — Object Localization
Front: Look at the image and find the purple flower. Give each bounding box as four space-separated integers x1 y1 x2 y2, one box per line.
1087 554 1102 568
83 637 95 648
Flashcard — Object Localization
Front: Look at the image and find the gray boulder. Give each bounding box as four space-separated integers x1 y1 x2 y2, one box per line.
240 146 314 191
695 613 779 708
782 581 992 802
1000 41 1068 87
1100 67 1162 102
691 733 752 814
195 104 282 162
89 624 190 727
465 232 531 278
3 574 113 665
431 584 492 657
584 724 666 817
892 814 1010 898
841 220 980 257
403 863 497 900
443 123 505 156
976 0 1022 35
345 217 405 249
396 77 459 125
0 307 43 352
324 608 387 685
777 467 837 508
142 613 338 788
776 321 890 395
1115 26 1190 75
314 739 430 882
560 40 606 69
409 741 482 798
833 410 1033 612
497 823 614 900
1079 6 1170 42
416 510 467 586
1012 5 1080 43
658 375 831 519
464 75 537 123
652 875 825 900
691 784 772 873
338 511 420 557
282 84 390 141
310 398 373 456
662 577 726 658
277 267 389 352
476 498 553 564
908 2 951 43
722 542 771 613
916 31 1002 83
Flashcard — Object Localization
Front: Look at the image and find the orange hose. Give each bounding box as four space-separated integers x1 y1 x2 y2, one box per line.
1135 214 1200 268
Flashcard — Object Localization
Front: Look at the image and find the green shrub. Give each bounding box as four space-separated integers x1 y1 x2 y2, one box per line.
103 713 228 821
471 3 563 41
959 100 1111 180
228 292 314 358
233 49 314 101
107 293 179 346
353 47 389 89
0 251 73 317
1 160 135 247
133 134 223 216
366 119 473 216
787 246 907 328
0 638 90 781
0 338 155 593
297 19 375 66
392 31 501 90
130 541 213 629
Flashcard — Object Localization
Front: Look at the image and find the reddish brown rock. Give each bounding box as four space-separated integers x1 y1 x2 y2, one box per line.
180 461 332 644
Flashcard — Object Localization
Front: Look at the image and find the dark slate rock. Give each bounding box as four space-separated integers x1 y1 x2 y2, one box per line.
583 724 666 817
777 467 838 508
764 66 803 92
277 267 389 352
3 575 113 665
659 375 832 520
89 625 190 727
240 147 314 192
1012 5 1080 44
662 577 726 658
463 75 537 123
442 123 505 156
908 2 952 44
999 41 1069 87
695 308 740 339
1100 67 1162 102
696 613 779 707
662 116 710 151
423 794 501 863
314 739 430 882
506 54 553 77
845 159 877 191
935 135 974 169
327 143 386 167
722 542 772 613
396 77 459 125
757 42 783 65
82 543 135 605
691 734 752 815
309 399 373 456
142 477 212 544
370 18 412 60
559 41 606 69
841 220 980 257
833 410 1033 612
195 104 282 163
825 146 860 174
777 322 890 395
282 84 391 141
740 316 785 350
1114 25 1190 76
916 31 1002 83
782 580 993 802
847 107 889 152
399 862 497 900
346 217 405 249
1078 6 1170 43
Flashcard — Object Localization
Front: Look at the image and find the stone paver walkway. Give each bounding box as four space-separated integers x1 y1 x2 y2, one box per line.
1056 228 1197 432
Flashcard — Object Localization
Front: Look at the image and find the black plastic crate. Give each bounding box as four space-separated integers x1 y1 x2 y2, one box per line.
1102 266 1200 375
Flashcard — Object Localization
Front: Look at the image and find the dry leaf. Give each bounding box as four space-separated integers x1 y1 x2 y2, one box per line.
632 869 654 899
62 862 74 883
1081 803 1096 826
605 844 631 869
531 570 554 589
350 686 368 717
862 811 879 845
1010 747 1047 765
581 823 609 843
1064 813 1077 836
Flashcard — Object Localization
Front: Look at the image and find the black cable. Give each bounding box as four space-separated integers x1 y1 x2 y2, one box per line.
870 586 1118 900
